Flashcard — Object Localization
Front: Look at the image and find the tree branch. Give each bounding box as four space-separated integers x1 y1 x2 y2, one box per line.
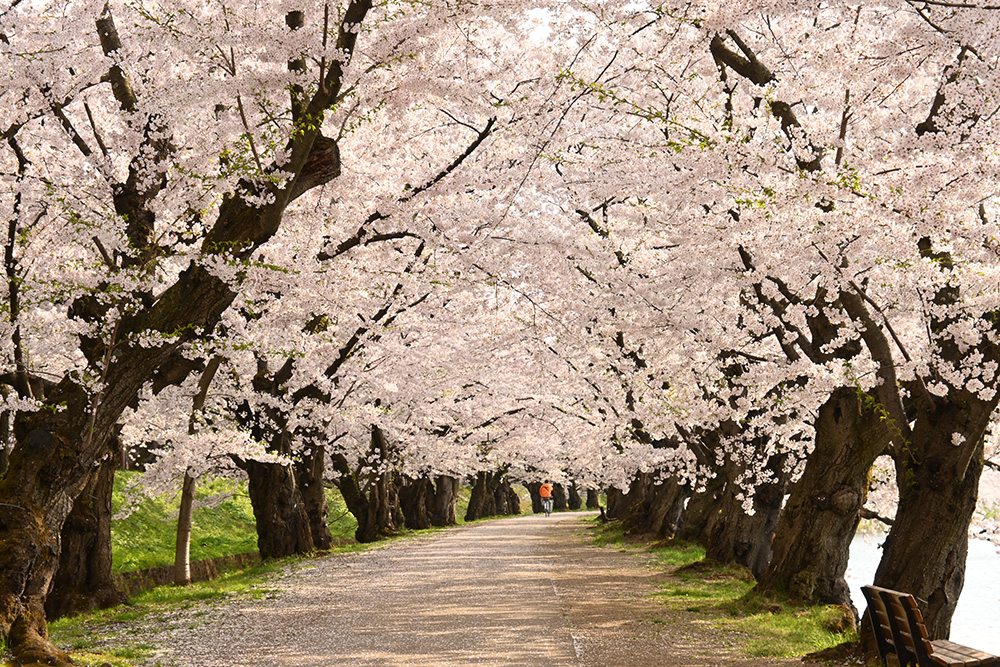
839 290 913 449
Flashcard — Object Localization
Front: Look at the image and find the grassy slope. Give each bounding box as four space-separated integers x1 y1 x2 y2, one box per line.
111 471 359 572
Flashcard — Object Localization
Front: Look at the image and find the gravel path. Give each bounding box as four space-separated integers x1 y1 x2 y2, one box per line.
111 513 824 666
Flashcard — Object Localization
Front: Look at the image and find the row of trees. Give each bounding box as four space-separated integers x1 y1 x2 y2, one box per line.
3 1 1000 664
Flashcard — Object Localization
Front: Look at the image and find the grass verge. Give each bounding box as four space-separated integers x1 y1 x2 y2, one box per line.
591 520 857 661
47 558 293 667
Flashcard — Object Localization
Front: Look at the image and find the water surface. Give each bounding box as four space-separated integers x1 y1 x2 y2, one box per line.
846 535 1000 654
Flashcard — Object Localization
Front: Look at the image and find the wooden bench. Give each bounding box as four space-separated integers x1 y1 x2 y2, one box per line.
861 585 999 667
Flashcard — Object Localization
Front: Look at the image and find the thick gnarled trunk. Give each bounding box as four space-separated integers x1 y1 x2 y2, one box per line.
46 442 124 618
295 444 332 550
604 486 626 519
466 470 518 521
704 449 788 580
244 459 314 559
0 382 98 665
873 396 995 639
430 475 460 527
676 480 724 544
620 473 689 538
756 387 888 606
398 476 433 530
567 483 583 510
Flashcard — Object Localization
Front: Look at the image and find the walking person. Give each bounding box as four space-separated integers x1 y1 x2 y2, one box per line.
540 480 554 517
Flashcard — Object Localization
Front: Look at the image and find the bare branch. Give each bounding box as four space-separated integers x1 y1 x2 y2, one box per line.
236 94 265 175
92 236 117 273
83 102 110 157
835 88 851 167
403 116 497 202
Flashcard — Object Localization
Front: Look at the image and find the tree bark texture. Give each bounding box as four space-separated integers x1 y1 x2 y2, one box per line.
0 403 9 477
567 483 583 510
398 476 433 530
585 488 600 510
552 483 568 511
704 448 788 580
330 425 401 543
294 443 333 550
756 387 889 606
45 442 124 619
173 471 197 586
465 470 517 521
676 466 726 545
430 475 459 527
494 477 520 516
872 393 996 639
466 471 494 521
604 487 626 519
0 382 101 665
620 473 689 538
525 481 543 514
244 459 314 559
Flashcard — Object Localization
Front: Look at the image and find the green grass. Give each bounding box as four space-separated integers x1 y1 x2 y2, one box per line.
112 472 258 573
325 484 359 540
592 520 856 660
113 472 362 572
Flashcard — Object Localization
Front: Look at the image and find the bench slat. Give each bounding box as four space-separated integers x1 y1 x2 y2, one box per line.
862 585 1000 667
932 640 997 665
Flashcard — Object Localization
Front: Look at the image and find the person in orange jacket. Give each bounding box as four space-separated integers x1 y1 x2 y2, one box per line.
539 480 554 516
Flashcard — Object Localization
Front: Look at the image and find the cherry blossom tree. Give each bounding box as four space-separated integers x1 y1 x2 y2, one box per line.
0 0 570 661
523 0 1000 639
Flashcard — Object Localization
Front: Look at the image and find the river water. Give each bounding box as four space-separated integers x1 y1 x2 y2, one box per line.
845 534 1000 654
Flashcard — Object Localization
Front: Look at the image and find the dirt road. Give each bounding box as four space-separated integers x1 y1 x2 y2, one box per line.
119 513 820 666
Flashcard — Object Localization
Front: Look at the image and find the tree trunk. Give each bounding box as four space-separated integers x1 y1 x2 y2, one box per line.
492 475 510 515
567 483 582 510
173 471 197 586
604 486 626 519
244 459 314 559
45 442 125 619
492 477 520 516
756 387 889 606
398 476 433 530
295 443 332 550
872 396 995 639
526 481 543 514
620 473 689 538
0 382 98 666
506 484 521 515
430 475 459 526
704 448 788 580
330 426 401 543
552 483 568 511
586 488 600 509
0 399 9 477
332 463 377 543
676 468 726 545
172 354 222 585
465 471 493 521
377 472 403 534
466 470 513 521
